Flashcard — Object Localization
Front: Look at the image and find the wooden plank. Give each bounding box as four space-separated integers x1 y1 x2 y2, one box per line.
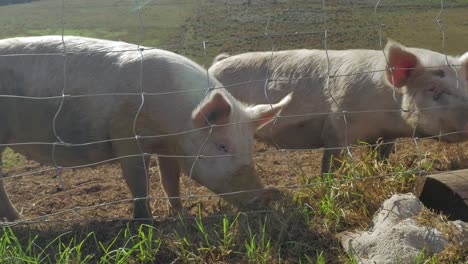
414 169 468 221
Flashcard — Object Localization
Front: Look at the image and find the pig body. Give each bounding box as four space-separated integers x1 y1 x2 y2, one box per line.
0 36 290 221
209 41 468 172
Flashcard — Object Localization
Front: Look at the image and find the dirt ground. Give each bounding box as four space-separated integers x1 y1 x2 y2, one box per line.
2 138 467 225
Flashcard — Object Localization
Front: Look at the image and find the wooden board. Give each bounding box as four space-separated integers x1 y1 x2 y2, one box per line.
414 169 468 221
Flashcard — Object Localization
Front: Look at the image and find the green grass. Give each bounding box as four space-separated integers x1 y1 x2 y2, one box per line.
0 0 195 47
181 0 468 63
0 212 335 263
2 154 466 263
0 224 162 263
1 0 467 263
1 148 26 169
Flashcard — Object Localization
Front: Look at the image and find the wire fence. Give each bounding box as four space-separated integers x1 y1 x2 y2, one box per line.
0 0 467 228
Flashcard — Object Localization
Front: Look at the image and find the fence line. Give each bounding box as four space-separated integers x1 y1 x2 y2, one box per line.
0 0 466 227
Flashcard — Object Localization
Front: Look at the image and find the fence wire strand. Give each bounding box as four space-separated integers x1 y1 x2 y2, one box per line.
0 0 466 227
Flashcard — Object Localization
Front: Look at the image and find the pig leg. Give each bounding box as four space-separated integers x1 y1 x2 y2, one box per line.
110 118 153 220
157 156 182 213
118 155 152 220
0 149 22 221
321 148 342 173
321 117 358 173
321 121 343 173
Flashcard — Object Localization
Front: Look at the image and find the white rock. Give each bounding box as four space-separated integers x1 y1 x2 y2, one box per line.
339 193 451 264
372 193 424 231
452 220 468 244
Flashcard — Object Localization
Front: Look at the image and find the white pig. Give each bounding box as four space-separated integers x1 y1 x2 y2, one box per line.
209 40 468 173
0 36 291 222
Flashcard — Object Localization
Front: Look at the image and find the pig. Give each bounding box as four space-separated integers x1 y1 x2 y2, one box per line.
209 40 468 173
0 36 291 222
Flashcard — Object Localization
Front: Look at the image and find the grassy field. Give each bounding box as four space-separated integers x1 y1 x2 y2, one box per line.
0 0 195 47
1 0 468 263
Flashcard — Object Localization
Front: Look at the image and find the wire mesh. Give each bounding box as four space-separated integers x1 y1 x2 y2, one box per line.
0 0 467 228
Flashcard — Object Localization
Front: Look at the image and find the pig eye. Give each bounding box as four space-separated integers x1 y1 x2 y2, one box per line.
216 143 229 153
432 70 445 78
428 87 443 101
433 92 442 101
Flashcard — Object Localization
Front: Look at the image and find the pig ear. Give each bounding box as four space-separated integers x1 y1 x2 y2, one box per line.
192 92 232 128
249 93 293 131
385 40 420 88
461 52 468 84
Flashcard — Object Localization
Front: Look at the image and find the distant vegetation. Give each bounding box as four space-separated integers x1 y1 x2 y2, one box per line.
0 0 467 65
0 0 41 6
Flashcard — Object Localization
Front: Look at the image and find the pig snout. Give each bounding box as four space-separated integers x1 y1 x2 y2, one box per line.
245 187 282 208
223 187 282 210
216 166 281 208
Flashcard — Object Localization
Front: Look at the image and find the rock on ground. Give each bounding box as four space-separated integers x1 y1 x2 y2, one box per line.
338 193 467 264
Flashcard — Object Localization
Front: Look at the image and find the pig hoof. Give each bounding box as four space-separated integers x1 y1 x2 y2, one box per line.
131 217 154 226
0 210 23 222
